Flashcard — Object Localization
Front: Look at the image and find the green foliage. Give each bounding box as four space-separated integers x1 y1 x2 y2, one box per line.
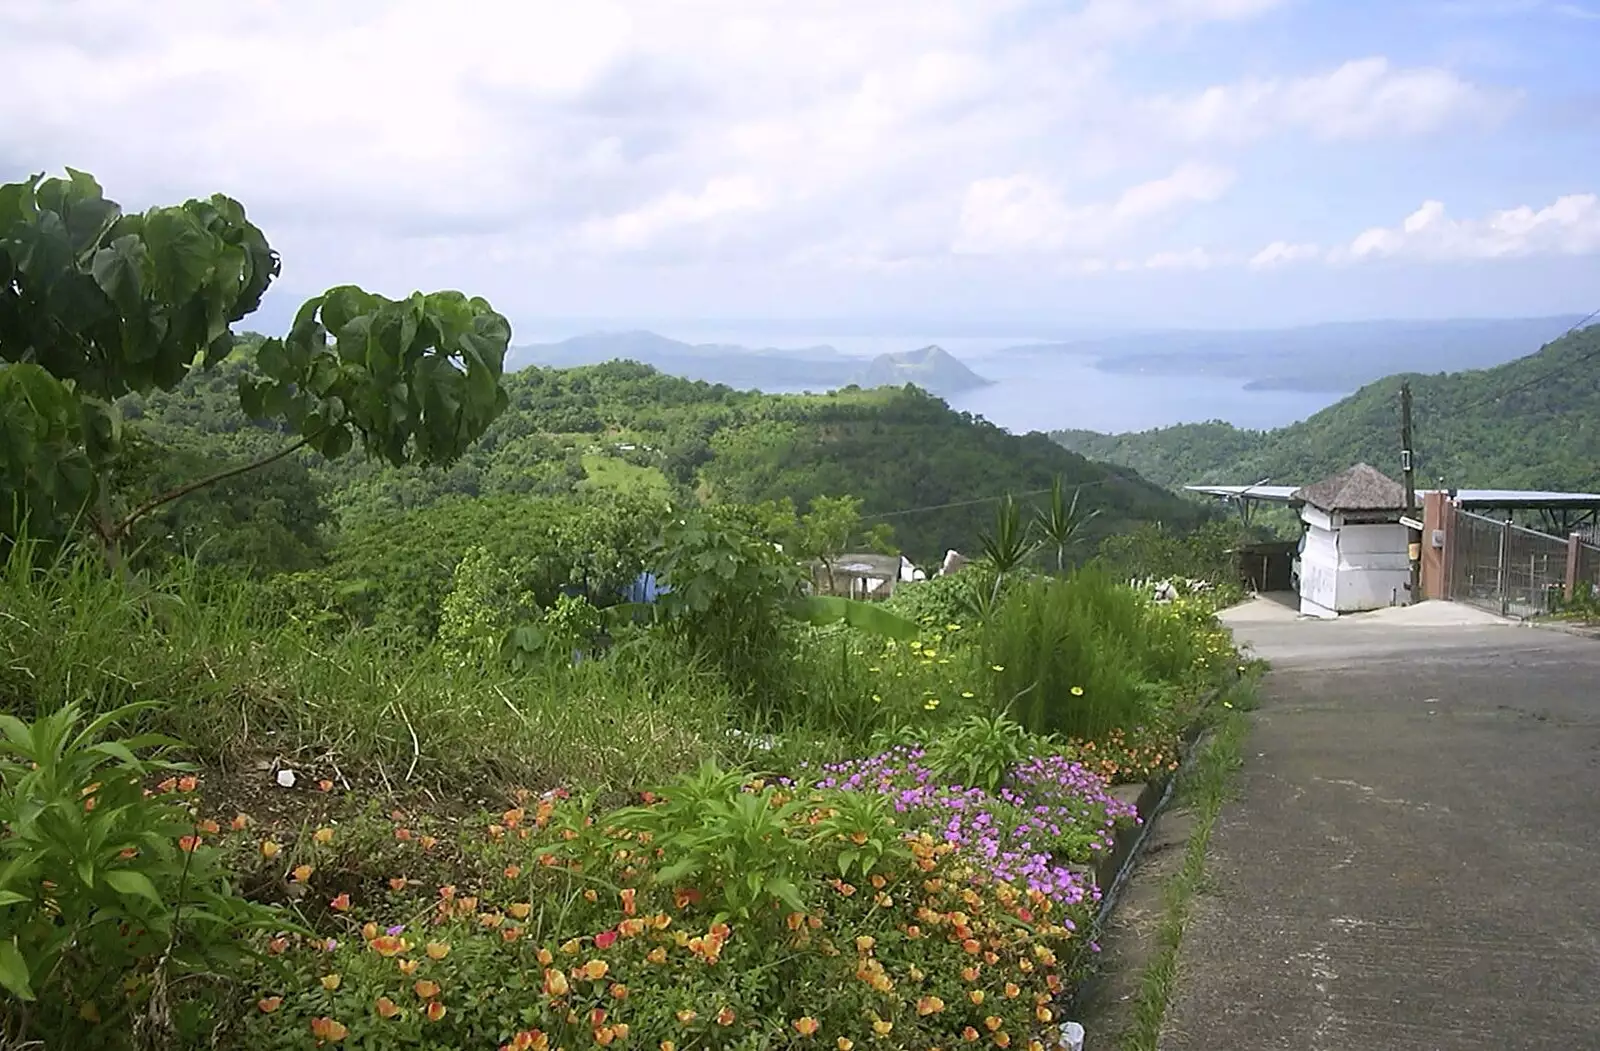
920 714 1040 794
1096 519 1249 596
239 286 510 466
977 494 1038 581
1054 324 1600 498
984 568 1210 741
0 702 277 1045
651 509 805 703
612 762 812 921
1035 476 1101 574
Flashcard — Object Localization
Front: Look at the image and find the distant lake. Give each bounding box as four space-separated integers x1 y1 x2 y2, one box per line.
520 328 1345 435
944 350 1340 435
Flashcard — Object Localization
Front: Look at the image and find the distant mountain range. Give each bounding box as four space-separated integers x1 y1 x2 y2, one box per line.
1052 324 1600 495
507 331 992 398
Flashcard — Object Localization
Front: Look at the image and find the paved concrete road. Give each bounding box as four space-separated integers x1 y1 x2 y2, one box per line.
1162 598 1600 1051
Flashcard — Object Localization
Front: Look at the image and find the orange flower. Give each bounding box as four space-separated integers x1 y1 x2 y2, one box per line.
292 864 314 883
438 884 457 901
537 947 555 966
508 902 532 920
231 813 251 831
610 983 629 1000
414 979 441 1000
375 996 401 1019
420 835 438 851
395 828 412 842
962 938 981 955
197 819 221 835
963 1028 980 1042
398 959 420 976
261 840 282 859
178 835 201 853
425 1001 446 1023
580 959 609 981
793 1016 820 1037
177 775 198 793
620 888 637 916
321 974 341 991
661 1044 676 1051
715 1007 736 1027
314 827 335 845
502 927 521 943
672 887 701 910
504 864 522 879
362 922 380 941
970 990 985 1005
983 1016 1003 1032
268 937 289 955
906 924 922 939
426 941 451 960
1003 983 1020 999
318 779 334 792
1035 1006 1053 1024
310 1017 349 1042
329 893 351 912
156 778 177 793
389 877 408 892
543 968 570 997
646 947 667 964
258 997 283 1013
370 935 408 957
917 996 945 1016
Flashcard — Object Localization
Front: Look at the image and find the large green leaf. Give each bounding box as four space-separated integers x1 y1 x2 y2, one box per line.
786 595 919 639
104 869 164 908
0 939 33 1001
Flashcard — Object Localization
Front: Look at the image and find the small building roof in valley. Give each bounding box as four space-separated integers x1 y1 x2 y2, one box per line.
1293 463 1408 512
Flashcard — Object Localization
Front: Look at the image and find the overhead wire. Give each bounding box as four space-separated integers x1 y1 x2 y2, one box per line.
1453 307 1600 414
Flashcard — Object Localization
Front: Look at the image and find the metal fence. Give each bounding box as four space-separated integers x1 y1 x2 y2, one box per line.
1449 509 1572 618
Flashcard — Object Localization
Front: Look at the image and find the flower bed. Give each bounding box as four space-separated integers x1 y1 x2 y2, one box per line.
234 781 1089 1051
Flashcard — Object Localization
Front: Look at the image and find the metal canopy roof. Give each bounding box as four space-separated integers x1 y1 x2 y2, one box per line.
1186 483 1600 509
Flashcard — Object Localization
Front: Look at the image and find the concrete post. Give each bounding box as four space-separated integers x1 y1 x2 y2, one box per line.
1567 533 1583 603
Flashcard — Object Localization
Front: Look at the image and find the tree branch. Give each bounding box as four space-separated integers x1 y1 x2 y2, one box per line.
109 434 315 541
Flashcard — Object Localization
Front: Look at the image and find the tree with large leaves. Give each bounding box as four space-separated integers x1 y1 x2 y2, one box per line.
0 169 511 556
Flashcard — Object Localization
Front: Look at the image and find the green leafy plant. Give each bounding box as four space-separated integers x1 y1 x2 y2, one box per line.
611 762 809 921
0 702 279 1046
921 714 1042 794
977 494 1038 606
1035 476 1101 574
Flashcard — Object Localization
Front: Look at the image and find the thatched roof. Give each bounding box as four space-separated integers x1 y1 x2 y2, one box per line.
1293 463 1408 512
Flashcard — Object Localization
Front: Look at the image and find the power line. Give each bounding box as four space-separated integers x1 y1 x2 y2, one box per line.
860 476 1124 521
1454 308 1600 414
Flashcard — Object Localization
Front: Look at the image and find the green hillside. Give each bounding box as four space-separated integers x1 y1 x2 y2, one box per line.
1053 323 1600 494
119 353 1202 571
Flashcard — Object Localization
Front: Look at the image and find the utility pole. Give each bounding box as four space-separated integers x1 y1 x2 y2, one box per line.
1401 382 1420 602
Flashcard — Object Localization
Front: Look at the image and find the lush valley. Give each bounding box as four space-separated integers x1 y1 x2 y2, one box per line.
1053 323 1600 494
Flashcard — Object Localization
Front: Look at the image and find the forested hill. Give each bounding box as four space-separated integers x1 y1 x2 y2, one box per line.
121 354 1201 569
1052 323 1600 494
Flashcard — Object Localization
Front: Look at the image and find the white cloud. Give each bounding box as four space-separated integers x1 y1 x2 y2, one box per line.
1340 194 1600 261
1144 247 1221 270
1249 241 1323 269
1154 57 1511 142
952 163 1234 255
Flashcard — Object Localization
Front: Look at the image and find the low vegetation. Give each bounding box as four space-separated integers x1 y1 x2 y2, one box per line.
1 168 1245 1049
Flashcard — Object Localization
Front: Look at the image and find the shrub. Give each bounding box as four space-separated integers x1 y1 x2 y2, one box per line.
0 703 278 1047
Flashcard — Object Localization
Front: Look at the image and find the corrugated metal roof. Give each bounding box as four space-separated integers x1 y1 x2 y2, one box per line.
1188 481 1600 509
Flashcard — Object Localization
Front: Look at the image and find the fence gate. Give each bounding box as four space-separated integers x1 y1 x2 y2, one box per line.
1448 509 1573 618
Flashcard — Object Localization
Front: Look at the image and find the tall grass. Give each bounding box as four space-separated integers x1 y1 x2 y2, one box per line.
984 565 1203 740
0 542 732 793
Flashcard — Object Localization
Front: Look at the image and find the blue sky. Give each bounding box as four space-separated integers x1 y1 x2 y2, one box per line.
3 0 1597 337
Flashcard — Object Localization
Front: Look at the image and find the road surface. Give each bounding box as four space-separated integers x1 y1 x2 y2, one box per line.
1161 598 1600 1050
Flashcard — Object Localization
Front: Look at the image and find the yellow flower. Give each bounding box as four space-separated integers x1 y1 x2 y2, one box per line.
1070 686 1084 697
924 698 939 710
425 1001 446 1022
676 1009 697 1024
260 840 282 859
313 827 335 845
580 959 610 981
837 1040 854 1051
320 974 341 991
793 1017 821 1037
398 958 420 976
855 935 875 953
508 902 533 920
425 942 451 960
916 996 945 1016
872 1019 893 1037
991 665 1004 672
413 979 441 1000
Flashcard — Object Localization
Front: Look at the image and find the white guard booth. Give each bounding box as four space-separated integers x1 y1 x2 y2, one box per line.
1293 463 1412 619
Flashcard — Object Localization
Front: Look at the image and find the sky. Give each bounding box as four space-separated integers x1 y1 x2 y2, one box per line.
4 0 1599 338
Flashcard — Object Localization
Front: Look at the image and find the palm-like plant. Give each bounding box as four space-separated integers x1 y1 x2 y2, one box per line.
1035 476 1102 574
977 494 1039 605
